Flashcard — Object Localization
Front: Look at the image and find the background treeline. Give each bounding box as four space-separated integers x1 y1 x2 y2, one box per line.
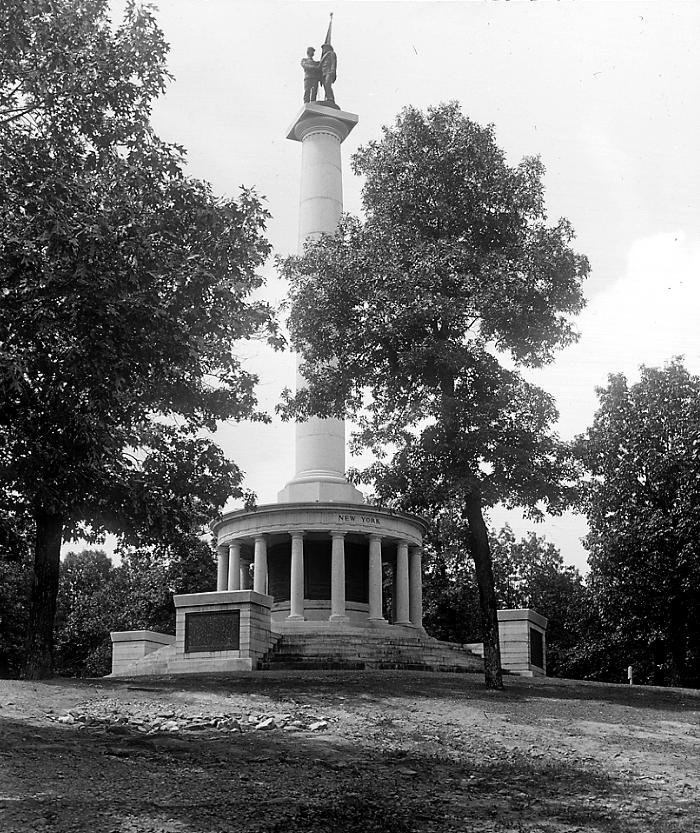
0 539 215 678
2 504 698 688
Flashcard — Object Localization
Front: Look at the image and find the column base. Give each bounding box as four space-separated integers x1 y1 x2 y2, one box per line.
394 619 413 626
329 614 349 623
368 616 387 623
287 614 305 621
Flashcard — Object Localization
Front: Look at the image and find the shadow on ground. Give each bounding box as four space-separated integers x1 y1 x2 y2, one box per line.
0 708 659 833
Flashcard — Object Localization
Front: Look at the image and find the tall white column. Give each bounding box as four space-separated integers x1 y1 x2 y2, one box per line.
253 535 268 595
330 532 348 621
409 546 423 628
368 535 385 621
395 541 411 625
228 542 241 591
216 545 228 592
289 532 305 620
278 105 362 505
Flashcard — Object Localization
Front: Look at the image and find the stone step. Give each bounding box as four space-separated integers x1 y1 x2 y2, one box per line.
258 632 483 673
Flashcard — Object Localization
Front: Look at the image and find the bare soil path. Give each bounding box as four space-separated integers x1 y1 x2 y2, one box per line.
1 671 698 833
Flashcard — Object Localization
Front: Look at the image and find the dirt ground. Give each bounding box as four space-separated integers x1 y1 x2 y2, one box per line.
1 670 698 833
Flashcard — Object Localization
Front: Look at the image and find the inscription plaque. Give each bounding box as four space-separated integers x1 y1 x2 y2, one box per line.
304 540 332 600
185 610 240 653
267 545 291 602
529 627 544 669
345 542 369 603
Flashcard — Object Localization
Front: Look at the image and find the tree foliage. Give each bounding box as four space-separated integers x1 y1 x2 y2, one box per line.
52 542 217 678
281 103 588 688
0 1 277 677
423 520 589 678
576 359 700 686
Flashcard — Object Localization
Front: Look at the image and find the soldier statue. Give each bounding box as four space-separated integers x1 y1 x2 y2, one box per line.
301 14 338 107
300 46 320 103
320 43 337 104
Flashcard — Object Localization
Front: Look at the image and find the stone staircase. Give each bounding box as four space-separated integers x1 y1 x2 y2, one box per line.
258 629 483 673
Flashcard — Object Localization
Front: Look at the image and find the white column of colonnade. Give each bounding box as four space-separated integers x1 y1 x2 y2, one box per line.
409 546 423 629
216 545 228 592
394 541 411 625
253 535 268 595
227 542 241 591
218 532 422 628
217 544 250 592
330 532 347 621
368 535 385 621
289 532 305 619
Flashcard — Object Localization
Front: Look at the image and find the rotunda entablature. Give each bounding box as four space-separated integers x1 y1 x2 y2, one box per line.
212 502 426 550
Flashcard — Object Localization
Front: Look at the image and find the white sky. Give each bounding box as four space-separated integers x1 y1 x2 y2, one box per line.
99 0 700 573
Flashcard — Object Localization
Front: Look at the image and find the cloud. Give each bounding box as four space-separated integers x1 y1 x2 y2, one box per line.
528 230 700 441
499 231 700 571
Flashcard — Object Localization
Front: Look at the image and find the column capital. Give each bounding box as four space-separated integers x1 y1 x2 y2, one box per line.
286 103 358 143
254 533 268 542
290 530 305 540
329 529 346 540
368 533 383 543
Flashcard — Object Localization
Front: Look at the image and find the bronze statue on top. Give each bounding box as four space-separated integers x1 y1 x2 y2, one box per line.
301 14 338 108
320 42 337 104
301 46 320 103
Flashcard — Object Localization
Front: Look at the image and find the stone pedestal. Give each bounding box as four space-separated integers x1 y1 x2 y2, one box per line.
497 608 548 677
168 590 274 674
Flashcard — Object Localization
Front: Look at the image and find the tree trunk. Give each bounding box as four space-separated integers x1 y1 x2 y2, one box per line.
464 492 504 690
438 366 503 690
24 510 63 679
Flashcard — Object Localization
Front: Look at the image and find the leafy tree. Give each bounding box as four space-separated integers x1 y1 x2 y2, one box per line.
112 536 218 635
53 540 217 677
54 549 114 676
0 550 32 677
0 1 276 677
576 359 700 686
280 102 588 688
488 525 590 677
423 520 589 677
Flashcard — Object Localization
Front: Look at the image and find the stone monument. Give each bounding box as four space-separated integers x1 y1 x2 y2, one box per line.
109 21 542 676
212 54 429 635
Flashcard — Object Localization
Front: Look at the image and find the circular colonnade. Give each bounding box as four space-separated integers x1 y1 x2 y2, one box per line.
212 503 426 632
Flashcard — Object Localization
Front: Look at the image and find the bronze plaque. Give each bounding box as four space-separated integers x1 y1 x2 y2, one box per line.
185 610 240 653
304 540 332 600
530 627 544 669
267 545 291 602
345 542 369 603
